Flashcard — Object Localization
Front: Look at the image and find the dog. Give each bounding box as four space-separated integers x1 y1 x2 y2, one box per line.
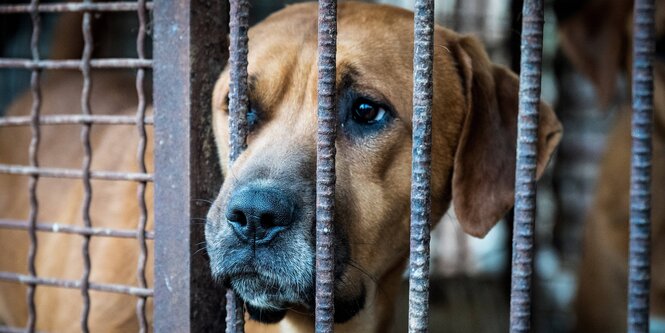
557 0 665 331
205 2 561 332
0 2 562 332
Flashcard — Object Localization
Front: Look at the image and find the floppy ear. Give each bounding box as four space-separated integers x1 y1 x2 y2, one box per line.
450 36 563 238
556 0 632 107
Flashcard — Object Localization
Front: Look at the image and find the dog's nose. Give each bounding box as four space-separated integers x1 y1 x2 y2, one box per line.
225 186 295 244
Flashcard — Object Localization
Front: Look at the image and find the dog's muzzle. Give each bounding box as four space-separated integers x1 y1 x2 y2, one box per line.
205 182 316 322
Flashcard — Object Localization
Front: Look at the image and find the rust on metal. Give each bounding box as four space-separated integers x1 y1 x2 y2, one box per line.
227 0 250 331
26 1 42 331
628 0 655 332
509 0 544 332
0 114 154 127
79 4 95 331
0 164 153 182
135 0 149 331
0 272 153 297
153 0 228 331
0 219 155 239
0 2 153 13
408 0 434 332
315 0 338 332
0 59 152 69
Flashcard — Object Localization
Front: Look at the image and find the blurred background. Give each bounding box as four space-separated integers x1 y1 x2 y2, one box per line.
0 0 627 332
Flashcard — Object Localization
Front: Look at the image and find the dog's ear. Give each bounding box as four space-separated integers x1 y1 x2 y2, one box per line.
556 0 632 107
450 36 562 238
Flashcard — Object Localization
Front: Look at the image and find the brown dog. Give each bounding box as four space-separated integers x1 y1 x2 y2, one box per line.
0 2 561 332
205 2 560 332
558 0 665 331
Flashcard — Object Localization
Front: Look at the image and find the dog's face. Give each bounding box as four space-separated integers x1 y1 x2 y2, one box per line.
205 2 561 326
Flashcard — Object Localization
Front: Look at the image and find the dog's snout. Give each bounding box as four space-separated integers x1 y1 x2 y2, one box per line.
225 186 295 244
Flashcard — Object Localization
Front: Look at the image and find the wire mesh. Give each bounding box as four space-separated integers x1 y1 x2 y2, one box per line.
0 1 155 332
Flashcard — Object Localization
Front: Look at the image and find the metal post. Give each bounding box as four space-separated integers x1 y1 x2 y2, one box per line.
509 0 544 332
153 0 229 332
408 0 434 332
628 0 655 332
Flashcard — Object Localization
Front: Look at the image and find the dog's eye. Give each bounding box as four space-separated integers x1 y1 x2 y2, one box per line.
247 108 259 130
351 99 386 124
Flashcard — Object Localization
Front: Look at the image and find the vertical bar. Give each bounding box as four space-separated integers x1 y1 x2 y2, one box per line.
628 0 654 332
153 0 229 332
315 0 337 332
26 1 41 331
79 2 94 331
509 0 544 332
134 0 149 331
408 0 434 332
226 0 249 332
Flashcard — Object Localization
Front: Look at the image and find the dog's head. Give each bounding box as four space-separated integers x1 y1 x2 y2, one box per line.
205 2 561 326
557 0 665 124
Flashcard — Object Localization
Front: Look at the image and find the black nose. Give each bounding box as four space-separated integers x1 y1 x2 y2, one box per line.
225 186 295 244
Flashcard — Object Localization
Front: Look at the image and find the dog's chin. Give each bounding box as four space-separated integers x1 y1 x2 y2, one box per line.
225 272 366 324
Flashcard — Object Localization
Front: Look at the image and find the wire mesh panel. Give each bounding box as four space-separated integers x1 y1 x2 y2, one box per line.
0 1 154 332
628 0 655 332
509 0 544 332
408 0 434 332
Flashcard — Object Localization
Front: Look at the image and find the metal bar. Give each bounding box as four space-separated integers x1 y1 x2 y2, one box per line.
0 2 153 13
408 0 434 332
226 0 250 331
25 1 41 331
0 326 46 333
0 59 152 69
79 6 94 330
315 0 337 332
0 164 153 182
0 115 154 127
628 0 655 332
134 0 149 331
0 272 153 297
0 219 154 239
153 0 228 332
509 0 544 332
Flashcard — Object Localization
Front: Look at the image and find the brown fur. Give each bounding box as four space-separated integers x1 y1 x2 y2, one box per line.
558 0 665 331
0 2 561 332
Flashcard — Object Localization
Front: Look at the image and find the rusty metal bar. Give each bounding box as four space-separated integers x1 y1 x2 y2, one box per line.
78 4 94 330
509 0 544 332
0 272 153 297
0 115 154 127
0 164 153 182
25 1 41 331
153 0 228 332
628 0 655 332
315 0 337 332
134 0 149 331
226 0 250 331
0 58 152 69
0 326 46 333
408 0 434 332
0 219 154 239
0 2 153 13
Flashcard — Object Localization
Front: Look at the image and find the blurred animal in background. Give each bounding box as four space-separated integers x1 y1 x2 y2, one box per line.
557 0 665 331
